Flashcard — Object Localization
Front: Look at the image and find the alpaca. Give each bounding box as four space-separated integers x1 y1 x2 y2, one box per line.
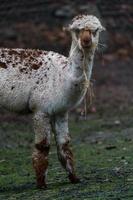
0 15 105 188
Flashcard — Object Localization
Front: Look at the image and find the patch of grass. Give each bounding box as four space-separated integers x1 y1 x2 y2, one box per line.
0 114 133 199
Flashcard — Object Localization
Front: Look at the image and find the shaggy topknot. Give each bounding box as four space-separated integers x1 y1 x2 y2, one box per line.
69 15 104 31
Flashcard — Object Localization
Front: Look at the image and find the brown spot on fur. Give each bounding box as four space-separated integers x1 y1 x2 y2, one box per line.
32 151 48 188
39 61 42 66
36 80 39 84
29 56 34 61
0 49 47 72
32 50 42 58
7 61 11 64
31 63 40 70
21 52 28 59
1 53 4 58
35 138 50 154
8 49 43 64
33 138 50 188
0 61 7 69
11 86 15 90
19 68 26 73
9 49 20 56
62 64 67 69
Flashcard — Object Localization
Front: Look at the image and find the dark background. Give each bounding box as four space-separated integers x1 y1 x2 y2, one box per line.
0 0 132 117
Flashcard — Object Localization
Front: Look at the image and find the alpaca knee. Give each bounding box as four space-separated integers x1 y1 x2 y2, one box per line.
35 138 50 154
58 134 71 147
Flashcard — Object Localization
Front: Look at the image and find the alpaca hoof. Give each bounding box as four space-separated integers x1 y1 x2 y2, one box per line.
68 174 80 184
37 182 47 189
36 176 47 189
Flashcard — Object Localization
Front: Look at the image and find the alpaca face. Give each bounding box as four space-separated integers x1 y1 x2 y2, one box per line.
67 15 105 50
75 27 100 50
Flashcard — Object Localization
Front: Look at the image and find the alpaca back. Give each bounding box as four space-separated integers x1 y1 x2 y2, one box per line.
0 48 69 113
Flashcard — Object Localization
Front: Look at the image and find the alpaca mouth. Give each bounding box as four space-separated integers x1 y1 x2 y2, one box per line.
81 40 92 49
82 43 92 49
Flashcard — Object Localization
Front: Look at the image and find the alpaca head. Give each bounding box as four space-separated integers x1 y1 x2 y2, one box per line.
65 15 105 51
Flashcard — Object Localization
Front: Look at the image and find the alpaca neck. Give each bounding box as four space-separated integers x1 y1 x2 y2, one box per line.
68 40 95 81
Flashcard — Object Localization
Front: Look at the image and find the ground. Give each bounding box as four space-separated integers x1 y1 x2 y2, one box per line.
0 110 133 200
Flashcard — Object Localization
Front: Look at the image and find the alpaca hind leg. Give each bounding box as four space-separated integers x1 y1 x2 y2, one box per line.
32 112 51 189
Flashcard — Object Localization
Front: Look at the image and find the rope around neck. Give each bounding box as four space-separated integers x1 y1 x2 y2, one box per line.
69 37 94 118
82 48 94 119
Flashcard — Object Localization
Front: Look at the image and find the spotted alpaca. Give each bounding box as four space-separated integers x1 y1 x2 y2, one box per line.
0 15 105 188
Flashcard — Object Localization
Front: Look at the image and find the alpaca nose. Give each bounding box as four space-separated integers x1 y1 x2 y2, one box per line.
83 37 91 45
80 30 92 48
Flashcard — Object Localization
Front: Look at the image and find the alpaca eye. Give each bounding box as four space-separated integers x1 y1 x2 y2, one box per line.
93 28 99 36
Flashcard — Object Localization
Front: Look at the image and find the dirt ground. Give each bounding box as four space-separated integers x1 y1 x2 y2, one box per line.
0 0 133 199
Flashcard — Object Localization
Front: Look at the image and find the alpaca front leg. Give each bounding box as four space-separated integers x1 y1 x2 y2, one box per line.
54 113 80 183
32 112 51 189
